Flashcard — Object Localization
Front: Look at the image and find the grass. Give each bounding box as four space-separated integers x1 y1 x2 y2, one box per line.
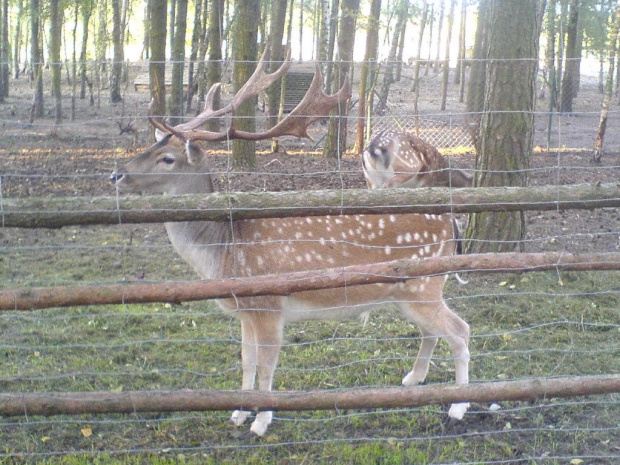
1 225 619 463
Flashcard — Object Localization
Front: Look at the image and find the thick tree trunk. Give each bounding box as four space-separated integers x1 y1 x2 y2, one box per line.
354 0 381 154
149 0 168 133
231 0 260 169
465 0 489 144
324 0 359 159
169 0 188 122
465 0 539 253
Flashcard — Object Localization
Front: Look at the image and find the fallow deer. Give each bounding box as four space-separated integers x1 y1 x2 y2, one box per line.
362 130 472 189
111 48 470 436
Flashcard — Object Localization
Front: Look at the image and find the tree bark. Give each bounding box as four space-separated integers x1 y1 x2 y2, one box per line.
559 0 579 112
0 0 9 97
30 0 44 120
2 183 619 228
231 0 260 169
149 0 168 134
1 252 618 310
110 0 124 103
323 0 359 159
440 0 456 110
354 0 381 154
169 0 189 122
50 0 62 124
465 0 539 253
465 0 489 142
592 4 620 163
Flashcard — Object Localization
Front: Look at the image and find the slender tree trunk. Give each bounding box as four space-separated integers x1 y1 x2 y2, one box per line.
354 0 381 154
454 0 466 86
30 0 44 120
169 0 177 58
592 4 620 163
324 0 340 93
13 0 24 80
424 4 434 75
1 0 9 97
205 0 223 131
324 0 359 159
434 0 445 66
411 0 428 93
465 0 539 253
266 0 288 129
79 0 94 101
185 0 204 112
559 0 579 112
232 0 260 169
149 0 168 134
439 0 456 110
50 0 62 124
142 0 151 59
546 0 557 148
298 0 304 61
169 0 188 122
377 0 407 114
394 7 408 82
110 0 123 102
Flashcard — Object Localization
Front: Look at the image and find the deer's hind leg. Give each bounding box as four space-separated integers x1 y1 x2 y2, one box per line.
231 318 258 427
397 294 470 420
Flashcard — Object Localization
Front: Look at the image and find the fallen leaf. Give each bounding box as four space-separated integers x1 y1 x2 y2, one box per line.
80 426 93 438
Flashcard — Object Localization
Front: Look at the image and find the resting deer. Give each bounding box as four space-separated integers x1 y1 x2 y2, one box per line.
362 130 472 189
111 48 470 436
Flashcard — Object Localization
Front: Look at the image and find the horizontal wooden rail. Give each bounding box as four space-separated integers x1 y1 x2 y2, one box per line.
2 183 618 228
0 375 618 417
1 252 618 310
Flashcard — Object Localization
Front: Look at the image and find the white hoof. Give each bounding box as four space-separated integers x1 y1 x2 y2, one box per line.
448 402 470 420
402 371 425 386
231 410 252 426
249 411 273 437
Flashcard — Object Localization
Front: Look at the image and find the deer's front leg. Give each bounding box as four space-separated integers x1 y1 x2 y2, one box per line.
231 319 257 427
249 312 284 437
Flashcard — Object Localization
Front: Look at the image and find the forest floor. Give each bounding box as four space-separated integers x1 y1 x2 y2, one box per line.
0 64 618 463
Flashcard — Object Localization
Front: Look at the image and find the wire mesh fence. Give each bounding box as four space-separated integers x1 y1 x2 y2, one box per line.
0 58 619 463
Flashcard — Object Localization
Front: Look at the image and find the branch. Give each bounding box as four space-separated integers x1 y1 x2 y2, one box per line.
1 252 618 311
2 183 619 228
0 375 618 417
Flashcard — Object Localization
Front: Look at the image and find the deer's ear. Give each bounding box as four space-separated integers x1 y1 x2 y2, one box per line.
154 127 168 142
185 140 205 165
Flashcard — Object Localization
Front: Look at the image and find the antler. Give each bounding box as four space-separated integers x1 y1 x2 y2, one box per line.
150 41 352 143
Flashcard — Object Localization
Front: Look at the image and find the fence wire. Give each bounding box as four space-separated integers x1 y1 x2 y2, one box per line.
0 58 619 463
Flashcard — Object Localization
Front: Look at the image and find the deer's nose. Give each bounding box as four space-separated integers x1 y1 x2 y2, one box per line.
110 173 124 183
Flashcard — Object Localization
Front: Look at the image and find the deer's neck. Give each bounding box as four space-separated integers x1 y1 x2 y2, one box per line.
164 170 231 280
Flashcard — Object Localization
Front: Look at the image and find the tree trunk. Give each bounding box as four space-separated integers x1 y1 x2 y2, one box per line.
204 0 222 131
169 0 177 58
324 0 359 159
545 0 557 148
324 0 340 93
377 0 407 114
464 0 539 254
298 0 304 60
79 0 94 101
454 0 465 86
559 0 579 112
110 0 123 103
0 0 9 97
142 0 151 59
266 0 288 129
13 0 24 80
50 0 62 124
354 0 381 154
30 0 44 121
185 0 204 112
149 0 168 135
169 0 189 122
434 0 445 66
411 0 428 93
439 0 456 110
394 6 408 82
465 0 489 144
231 0 260 169
592 4 620 163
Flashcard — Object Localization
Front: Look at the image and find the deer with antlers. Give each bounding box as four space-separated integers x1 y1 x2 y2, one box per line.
111 47 470 436
362 130 472 189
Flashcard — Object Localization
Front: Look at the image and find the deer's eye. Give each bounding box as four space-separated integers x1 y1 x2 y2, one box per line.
160 155 175 165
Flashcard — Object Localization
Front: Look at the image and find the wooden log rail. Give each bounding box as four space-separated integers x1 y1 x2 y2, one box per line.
0 375 618 417
1 183 618 228
1 252 618 311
